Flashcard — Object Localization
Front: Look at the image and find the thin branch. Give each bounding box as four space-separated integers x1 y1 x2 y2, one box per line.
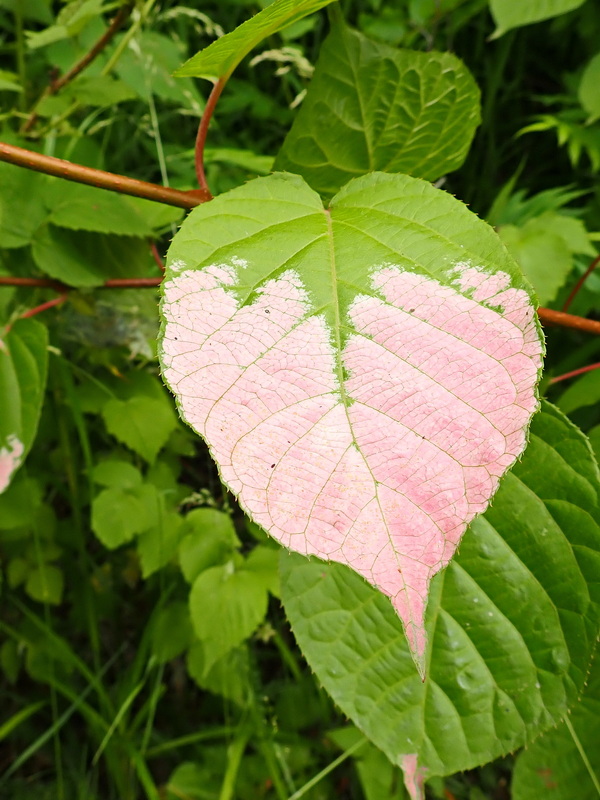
0 277 162 290
22 2 134 134
550 361 600 384
0 142 208 209
149 241 165 273
20 293 68 320
537 306 600 336
562 253 600 312
194 77 226 195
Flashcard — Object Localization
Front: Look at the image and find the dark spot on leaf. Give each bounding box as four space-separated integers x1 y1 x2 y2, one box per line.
271 464 275 468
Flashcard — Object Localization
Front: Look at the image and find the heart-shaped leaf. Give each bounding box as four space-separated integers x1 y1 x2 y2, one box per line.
280 401 600 799
174 0 337 80
275 21 481 195
0 319 48 494
158 171 543 674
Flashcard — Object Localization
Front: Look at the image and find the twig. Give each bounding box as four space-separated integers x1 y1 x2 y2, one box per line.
537 306 600 336
0 277 162 290
194 77 226 195
0 142 208 209
550 361 600 384
22 2 134 134
149 241 165 273
562 253 600 312
20 293 68 320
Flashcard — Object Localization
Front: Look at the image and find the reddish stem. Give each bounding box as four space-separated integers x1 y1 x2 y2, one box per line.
562 253 600 312
22 2 134 134
537 306 600 336
20 293 68 319
194 78 226 195
550 361 600 384
0 142 208 209
0 276 162 291
149 241 165 273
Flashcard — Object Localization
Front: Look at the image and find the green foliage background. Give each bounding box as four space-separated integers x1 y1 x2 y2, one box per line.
1 1 600 799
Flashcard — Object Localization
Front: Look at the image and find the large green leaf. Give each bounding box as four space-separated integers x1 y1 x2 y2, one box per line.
174 0 338 80
158 171 543 675
275 22 480 195
490 0 587 38
280 402 600 797
0 319 48 494
511 652 600 800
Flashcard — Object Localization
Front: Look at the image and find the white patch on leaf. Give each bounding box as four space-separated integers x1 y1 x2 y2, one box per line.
0 434 24 493
161 261 543 676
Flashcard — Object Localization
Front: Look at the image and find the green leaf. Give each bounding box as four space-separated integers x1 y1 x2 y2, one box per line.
45 182 154 237
26 0 108 49
137 511 183 578
189 563 269 674
330 726 407 800
25 564 64 605
92 460 142 490
490 0 587 38
0 474 42 529
151 602 194 664
187 641 252 706
0 162 48 248
63 75 137 108
91 484 159 549
498 219 574 305
280 402 600 788
102 394 178 464
175 0 338 80
579 52 600 123
116 31 203 110
274 21 481 195
0 319 48 494
512 654 600 800
166 762 215 800
557 370 600 415
31 225 154 288
245 545 281 598
178 508 240 584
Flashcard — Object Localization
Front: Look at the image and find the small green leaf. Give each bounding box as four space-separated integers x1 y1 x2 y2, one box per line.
31 225 154 288
92 460 142 490
175 0 338 80
178 508 240 583
25 564 64 605
0 162 48 248
166 762 215 800
0 319 48 494
102 395 178 464
137 512 183 578
187 641 251 706
245 545 281 598
275 21 480 195
189 563 268 674
91 484 158 549
556 369 600 415
512 655 600 800
499 219 574 305
579 52 600 123
490 0 587 38
151 602 194 664
45 182 154 237
7 557 29 588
